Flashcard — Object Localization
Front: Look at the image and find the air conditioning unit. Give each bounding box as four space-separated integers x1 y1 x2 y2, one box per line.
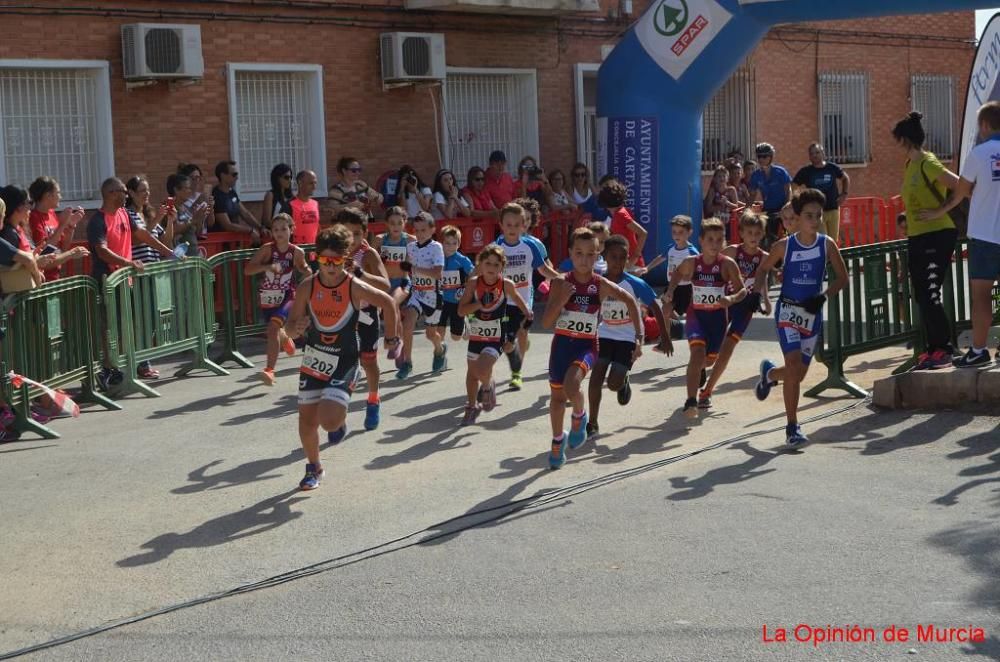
121 23 204 80
380 32 446 84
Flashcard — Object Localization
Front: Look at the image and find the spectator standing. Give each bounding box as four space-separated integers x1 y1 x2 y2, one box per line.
484 150 515 208
125 176 175 266
28 177 84 280
918 102 1000 368
211 160 262 243
166 174 209 255
432 169 470 220
703 165 740 220
177 163 211 240
0 186 87 280
727 161 751 205
546 170 576 212
290 170 321 246
599 179 647 268
462 166 499 219
327 156 383 220
890 111 958 370
396 165 433 219
515 156 549 208
261 164 294 231
749 143 792 246
569 163 605 219
793 143 849 243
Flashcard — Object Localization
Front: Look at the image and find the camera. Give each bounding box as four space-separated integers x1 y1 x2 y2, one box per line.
406 174 418 185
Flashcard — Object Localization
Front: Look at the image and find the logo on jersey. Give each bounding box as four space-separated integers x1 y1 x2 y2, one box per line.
587 284 599 294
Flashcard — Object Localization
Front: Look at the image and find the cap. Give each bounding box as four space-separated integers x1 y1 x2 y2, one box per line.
488 150 507 164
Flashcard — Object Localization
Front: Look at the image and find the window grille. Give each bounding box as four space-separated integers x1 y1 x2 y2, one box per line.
443 71 539 185
911 74 955 160
702 65 755 171
0 68 103 201
819 72 870 165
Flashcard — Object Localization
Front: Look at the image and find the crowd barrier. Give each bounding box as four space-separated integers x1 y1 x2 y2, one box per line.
0 277 119 439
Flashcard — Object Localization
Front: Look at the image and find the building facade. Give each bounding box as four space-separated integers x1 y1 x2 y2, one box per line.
0 1 976 216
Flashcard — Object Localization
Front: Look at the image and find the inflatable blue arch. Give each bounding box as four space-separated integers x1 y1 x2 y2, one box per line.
598 0 995 282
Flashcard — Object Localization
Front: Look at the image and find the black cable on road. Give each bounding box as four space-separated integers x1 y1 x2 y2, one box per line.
0 396 869 660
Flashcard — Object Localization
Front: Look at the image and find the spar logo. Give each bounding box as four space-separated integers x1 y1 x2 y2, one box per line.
652 0 710 57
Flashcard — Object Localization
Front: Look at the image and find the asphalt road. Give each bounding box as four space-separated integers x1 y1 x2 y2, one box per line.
1 319 998 661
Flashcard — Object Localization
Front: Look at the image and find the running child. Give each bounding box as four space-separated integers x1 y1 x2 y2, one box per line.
457 244 533 425
587 234 672 437
699 210 769 408
339 208 392 432
244 212 311 386
398 211 446 379
437 224 475 346
753 188 848 446
645 215 699 319
663 218 747 419
286 225 400 491
497 202 560 390
373 206 414 361
512 197 558 279
542 226 642 470
557 222 610 275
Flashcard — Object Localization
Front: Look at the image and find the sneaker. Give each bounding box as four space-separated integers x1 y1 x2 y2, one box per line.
137 363 160 380
299 463 326 491
549 434 567 470
282 336 296 357
699 368 708 389
755 359 776 401
96 367 112 392
387 340 401 361
616 374 632 406
913 351 931 370
0 407 14 429
481 380 497 412
260 368 276 387
786 424 809 447
327 423 348 446
364 401 380 430
29 408 51 424
395 361 413 380
432 345 448 372
461 404 481 426
923 349 953 370
109 368 125 387
509 371 523 391
697 390 712 409
586 422 599 438
953 348 991 369
683 397 698 419
568 411 589 449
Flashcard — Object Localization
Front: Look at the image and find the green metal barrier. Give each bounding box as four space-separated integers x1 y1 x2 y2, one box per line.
0 276 119 439
102 258 227 397
209 245 314 368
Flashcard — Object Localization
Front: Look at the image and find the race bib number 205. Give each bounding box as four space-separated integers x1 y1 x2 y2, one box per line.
555 309 598 338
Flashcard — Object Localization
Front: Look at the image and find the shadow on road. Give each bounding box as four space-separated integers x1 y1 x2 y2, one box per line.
666 441 782 501
172 448 304 494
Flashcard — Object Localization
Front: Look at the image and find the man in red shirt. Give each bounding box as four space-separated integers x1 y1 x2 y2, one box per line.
484 150 515 209
87 177 144 280
599 179 648 268
290 170 320 245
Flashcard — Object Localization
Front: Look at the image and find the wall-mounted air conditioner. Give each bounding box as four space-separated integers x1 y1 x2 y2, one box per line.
380 32 446 84
122 23 204 80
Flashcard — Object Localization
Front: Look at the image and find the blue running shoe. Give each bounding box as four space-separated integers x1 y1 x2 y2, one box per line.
364 401 380 430
755 359 776 401
568 411 589 449
549 433 567 470
395 360 413 380
299 463 325 491
786 424 809 447
432 344 448 372
327 424 348 446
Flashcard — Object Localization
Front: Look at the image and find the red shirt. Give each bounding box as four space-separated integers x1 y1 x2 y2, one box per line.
29 209 63 281
610 207 645 266
484 171 514 208
463 187 495 212
87 208 132 278
290 197 320 245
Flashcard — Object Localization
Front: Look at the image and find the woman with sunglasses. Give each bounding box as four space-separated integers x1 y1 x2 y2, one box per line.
327 157 383 220
431 169 470 220
261 163 294 231
546 169 577 213
285 224 399 491
462 166 499 219
569 163 604 219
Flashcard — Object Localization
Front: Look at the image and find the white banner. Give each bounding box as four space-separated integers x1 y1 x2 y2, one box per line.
635 0 733 81
961 13 1000 168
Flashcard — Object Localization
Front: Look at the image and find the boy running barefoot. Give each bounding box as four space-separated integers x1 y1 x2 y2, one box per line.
587 235 672 437
542 227 642 470
339 208 392 432
497 202 560 390
663 218 747 419
457 245 533 425
699 210 769 407
398 212 446 379
438 225 475 345
244 213 311 386
753 189 848 446
286 225 400 491
373 206 414 361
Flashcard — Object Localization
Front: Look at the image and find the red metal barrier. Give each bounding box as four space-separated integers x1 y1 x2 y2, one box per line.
544 210 590 265
885 196 906 240
439 218 497 255
194 232 252 259
838 197 887 248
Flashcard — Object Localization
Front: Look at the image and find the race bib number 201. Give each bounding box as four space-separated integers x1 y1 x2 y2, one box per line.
778 303 817 334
